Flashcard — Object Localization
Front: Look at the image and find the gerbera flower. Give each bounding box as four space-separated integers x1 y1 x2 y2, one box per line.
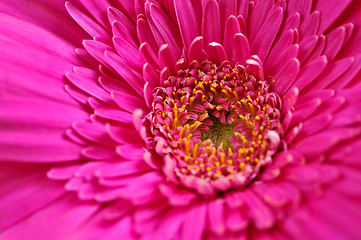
1 0 361 239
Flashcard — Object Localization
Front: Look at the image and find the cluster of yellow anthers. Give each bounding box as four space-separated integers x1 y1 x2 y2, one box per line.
151 60 282 189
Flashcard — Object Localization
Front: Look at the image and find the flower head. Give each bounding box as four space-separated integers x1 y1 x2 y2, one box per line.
1 0 361 239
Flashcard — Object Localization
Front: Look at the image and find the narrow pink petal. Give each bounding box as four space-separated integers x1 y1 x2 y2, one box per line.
96 161 151 178
281 12 300 34
268 44 299 77
82 39 113 68
2 195 99 240
0 13 84 65
306 35 326 63
0 1 87 45
232 33 251 63
159 184 197 206
242 190 275 229
73 121 115 146
134 201 168 222
108 7 138 48
106 123 143 145
207 199 226 236
150 208 185 239
79 0 111 29
248 0 273 43
113 36 142 72
298 11 320 40
175 0 199 54
149 3 182 58
281 87 299 114
292 127 361 157
237 0 249 20
323 26 346 62
114 0 136 22
188 37 207 63
94 107 133 124
112 91 148 113
298 35 318 64
65 1 110 41
294 56 328 91
82 146 116 160
300 113 333 136
181 203 207 240
139 42 160 70
273 58 300 96
117 144 145 160
305 57 354 91
144 4 166 49
225 206 248 231
328 54 361 89
47 163 83 180
0 97 86 162
66 67 113 103
218 0 237 36
137 17 158 54
291 98 322 125
202 0 221 46
251 7 283 62
104 50 144 95
158 44 177 75
0 163 66 229
223 15 241 59
265 29 296 71
315 0 353 34
207 42 227 64
237 15 248 36
143 63 160 91
99 75 138 97
286 0 312 20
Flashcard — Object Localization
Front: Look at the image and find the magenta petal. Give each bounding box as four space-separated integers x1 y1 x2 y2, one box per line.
137 17 158 54
207 42 227 64
202 0 221 46
181 203 207 240
65 1 110 41
248 0 273 43
299 11 320 40
149 3 182 58
174 0 198 54
223 15 241 59
274 58 300 96
112 91 148 113
79 0 111 30
232 33 251 63
139 42 160 70
315 0 353 34
207 199 226 235
251 7 284 62
0 163 66 230
294 56 328 91
188 36 207 63
66 67 113 104
0 97 86 162
286 0 312 20
323 26 346 62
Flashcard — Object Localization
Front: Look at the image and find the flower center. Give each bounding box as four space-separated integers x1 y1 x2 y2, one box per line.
149 58 282 195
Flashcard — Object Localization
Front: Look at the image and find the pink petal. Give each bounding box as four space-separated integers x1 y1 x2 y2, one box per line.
223 15 241 59
202 0 221 46
232 33 251 64
174 0 199 54
251 6 284 62
181 203 207 240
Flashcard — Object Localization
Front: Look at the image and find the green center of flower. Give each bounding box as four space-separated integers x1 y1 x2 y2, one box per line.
200 116 235 149
150 59 282 195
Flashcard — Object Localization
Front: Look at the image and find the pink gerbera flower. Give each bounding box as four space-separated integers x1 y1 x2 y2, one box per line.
1 0 361 239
